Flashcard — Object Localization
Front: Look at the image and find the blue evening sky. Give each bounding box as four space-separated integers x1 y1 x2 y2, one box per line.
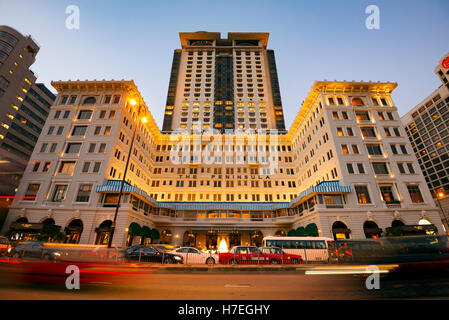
0 0 448 128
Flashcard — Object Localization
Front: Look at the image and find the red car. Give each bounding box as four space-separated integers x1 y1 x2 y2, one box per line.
0 236 11 257
259 246 303 264
219 246 268 264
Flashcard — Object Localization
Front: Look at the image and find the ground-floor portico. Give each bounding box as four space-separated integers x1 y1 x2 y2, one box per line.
2 199 444 250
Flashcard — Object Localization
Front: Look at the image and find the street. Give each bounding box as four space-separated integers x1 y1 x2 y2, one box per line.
1 270 447 300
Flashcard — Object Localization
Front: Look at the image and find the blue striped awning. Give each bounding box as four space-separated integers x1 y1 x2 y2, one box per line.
290 180 352 206
155 202 291 211
96 180 159 205
96 180 351 211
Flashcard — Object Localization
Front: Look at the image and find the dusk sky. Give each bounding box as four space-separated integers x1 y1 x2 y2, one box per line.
0 0 448 128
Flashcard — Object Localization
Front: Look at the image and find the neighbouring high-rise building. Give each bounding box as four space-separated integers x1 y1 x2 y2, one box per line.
162 32 286 133
0 32 443 249
0 25 55 228
401 52 449 229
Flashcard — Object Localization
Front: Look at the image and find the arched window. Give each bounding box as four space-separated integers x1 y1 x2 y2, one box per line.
42 218 55 225
83 97 96 105
351 97 364 106
418 218 432 225
332 221 351 240
65 219 83 244
363 220 382 238
95 220 112 245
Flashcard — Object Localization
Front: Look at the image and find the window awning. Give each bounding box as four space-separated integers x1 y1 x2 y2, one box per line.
291 181 352 207
96 179 351 211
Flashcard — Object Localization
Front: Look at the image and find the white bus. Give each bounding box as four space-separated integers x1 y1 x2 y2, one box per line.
262 236 334 263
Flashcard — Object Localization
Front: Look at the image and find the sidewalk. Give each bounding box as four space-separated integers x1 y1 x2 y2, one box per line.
118 263 326 273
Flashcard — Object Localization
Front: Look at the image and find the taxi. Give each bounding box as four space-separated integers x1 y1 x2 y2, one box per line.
259 246 303 264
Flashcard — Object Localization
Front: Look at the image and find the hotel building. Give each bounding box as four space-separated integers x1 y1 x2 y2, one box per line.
162 32 286 133
0 25 55 228
1 34 443 249
402 52 449 229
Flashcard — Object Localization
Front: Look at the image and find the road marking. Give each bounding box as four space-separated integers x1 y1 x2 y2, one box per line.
224 284 251 288
305 269 389 275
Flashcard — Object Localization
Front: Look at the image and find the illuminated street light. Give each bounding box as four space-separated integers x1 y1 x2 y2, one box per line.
435 190 449 235
108 94 146 249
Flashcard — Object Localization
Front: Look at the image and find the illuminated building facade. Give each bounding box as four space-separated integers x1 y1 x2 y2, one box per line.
402 52 449 230
0 25 54 228
1 33 444 248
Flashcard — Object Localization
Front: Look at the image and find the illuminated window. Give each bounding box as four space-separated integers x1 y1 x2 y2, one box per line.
355 185 371 204
24 183 40 200
58 162 76 174
52 185 68 202
407 185 423 203
351 97 364 106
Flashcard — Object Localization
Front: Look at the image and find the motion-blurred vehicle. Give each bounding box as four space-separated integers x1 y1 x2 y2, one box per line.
0 236 11 256
259 246 302 264
124 245 183 264
9 241 65 261
218 246 269 264
332 239 385 264
334 235 449 264
169 247 218 265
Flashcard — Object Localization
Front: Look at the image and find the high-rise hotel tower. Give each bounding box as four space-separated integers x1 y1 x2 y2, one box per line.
0 26 54 228
162 32 286 133
402 52 449 229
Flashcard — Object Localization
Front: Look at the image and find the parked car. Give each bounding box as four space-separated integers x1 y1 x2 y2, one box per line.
124 245 183 264
0 236 11 256
169 247 218 265
218 246 269 264
9 241 65 261
259 246 303 264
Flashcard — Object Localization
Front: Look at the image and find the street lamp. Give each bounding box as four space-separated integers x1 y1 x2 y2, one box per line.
436 190 449 235
107 96 147 248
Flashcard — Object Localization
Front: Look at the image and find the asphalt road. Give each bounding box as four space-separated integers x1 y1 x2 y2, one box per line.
2 271 446 300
